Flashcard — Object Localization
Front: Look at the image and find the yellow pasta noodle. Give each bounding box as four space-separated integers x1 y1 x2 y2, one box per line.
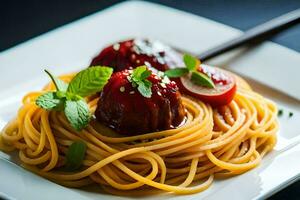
0 73 278 195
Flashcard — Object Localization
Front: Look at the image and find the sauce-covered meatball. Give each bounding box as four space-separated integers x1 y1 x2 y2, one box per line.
95 69 186 135
90 39 183 72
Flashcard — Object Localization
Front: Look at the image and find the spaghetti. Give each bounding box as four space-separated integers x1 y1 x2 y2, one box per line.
0 73 278 195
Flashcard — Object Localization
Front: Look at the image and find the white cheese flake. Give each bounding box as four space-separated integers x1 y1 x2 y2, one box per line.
113 43 120 51
119 86 125 92
160 83 166 88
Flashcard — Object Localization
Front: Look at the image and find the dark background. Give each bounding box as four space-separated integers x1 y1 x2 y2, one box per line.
1 0 300 53
1 0 300 199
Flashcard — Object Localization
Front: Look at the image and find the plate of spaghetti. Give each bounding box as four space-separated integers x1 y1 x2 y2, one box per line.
0 2 300 200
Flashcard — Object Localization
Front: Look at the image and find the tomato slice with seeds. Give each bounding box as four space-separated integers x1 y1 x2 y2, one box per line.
176 64 237 106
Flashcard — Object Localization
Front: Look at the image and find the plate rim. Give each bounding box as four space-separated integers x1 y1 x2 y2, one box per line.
0 1 300 200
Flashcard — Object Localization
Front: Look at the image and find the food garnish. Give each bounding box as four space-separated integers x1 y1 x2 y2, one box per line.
277 109 294 118
127 66 152 98
278 109 283 116
65 140 87 171
165 54 236 106
36 66 113 131
165 54 215 88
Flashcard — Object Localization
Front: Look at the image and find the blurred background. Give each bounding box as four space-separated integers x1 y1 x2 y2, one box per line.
1 0 300 53
1 0 300 199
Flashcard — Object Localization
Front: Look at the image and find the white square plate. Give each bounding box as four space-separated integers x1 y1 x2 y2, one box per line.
0 1 300 200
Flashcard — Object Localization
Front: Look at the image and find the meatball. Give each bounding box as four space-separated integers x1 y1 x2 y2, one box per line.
90 39 183 72
95 69 186 135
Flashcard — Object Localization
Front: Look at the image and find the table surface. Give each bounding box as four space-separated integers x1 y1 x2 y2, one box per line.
1 0 300 199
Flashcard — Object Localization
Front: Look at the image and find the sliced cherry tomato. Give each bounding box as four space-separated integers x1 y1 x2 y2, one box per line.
176 64 237 106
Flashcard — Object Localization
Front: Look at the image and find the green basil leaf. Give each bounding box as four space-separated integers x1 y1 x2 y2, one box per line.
65 140 87 171
44 70 68 92
67 66 113 97
64 100 91 131
191 71 215 88
137 81 152 98
164 68 189 78
183 54 198 71
35 92 65 111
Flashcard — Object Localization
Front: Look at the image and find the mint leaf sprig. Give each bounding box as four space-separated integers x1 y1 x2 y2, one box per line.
164 54 215 88
65 140 87 171
36 66 113 131
44 70 68 92
128 66 152 98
